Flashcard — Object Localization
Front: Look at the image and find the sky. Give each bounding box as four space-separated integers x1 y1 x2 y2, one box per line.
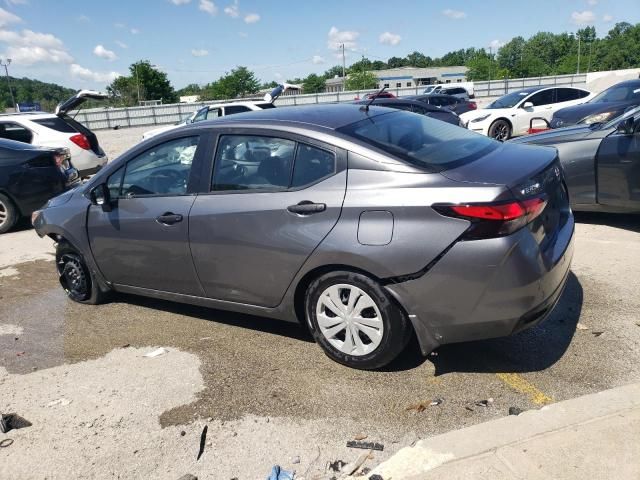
0 0 638 91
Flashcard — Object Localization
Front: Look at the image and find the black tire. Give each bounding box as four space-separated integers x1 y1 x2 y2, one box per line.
305 270 411 370
56 241 110 305
488 119 512 141
0 193 18 234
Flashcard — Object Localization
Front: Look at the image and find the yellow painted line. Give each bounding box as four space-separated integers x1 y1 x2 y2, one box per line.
496 373 553 405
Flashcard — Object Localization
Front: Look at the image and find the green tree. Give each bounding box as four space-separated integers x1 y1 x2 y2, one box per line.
323 65 345 79
302 73 325 93
345 70 378 90
201 66 260 100
107 60 177 106
176 83 203 97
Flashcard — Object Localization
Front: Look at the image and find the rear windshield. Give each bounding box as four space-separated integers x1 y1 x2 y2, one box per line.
337 111 497 171
32 117 77 133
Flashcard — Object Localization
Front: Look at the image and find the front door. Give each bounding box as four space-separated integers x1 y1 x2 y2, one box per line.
88 135 205 294
514 89 556 136
189 133 347 307
596 120 640 210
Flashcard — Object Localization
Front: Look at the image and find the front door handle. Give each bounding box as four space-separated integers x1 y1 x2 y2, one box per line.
156 212 183 225
287 201 326 215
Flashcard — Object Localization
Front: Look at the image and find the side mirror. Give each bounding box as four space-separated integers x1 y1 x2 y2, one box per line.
522 102 534 109
616 116 635 135
90 183 112 212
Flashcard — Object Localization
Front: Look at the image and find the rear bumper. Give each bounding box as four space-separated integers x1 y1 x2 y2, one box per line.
385 213 575 354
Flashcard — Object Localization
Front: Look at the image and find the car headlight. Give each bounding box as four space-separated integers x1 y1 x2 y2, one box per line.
582 111 614 124
470 114 491 123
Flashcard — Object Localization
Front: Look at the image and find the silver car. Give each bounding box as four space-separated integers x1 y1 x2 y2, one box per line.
33 104 574 369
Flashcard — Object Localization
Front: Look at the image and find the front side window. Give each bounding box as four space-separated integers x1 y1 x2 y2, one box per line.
206 108 222 119
0 122 33 143
107 166 124 198
119 136 198 197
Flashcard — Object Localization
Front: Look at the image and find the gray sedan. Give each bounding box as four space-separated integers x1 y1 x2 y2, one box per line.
511 106 640 213
32 104 574 369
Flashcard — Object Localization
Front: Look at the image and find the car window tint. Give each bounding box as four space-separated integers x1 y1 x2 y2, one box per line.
0 122 33 143
224 105 251 115
410 104 429 115
193 108 208 123
291 144 335 188
121 136 198 197
212 135 295 191
528 89 555 106
205 108 221 119
32 117 77 133
107 166 125 198
556 88 582 102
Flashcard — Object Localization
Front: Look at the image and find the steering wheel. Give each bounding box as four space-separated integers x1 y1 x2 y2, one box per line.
149 169 187 192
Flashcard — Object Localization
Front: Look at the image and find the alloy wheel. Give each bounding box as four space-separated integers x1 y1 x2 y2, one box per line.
0 199 7 228
493 123 509 141
315 284 384 356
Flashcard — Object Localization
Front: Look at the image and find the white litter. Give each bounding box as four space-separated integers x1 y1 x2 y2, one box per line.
143 348 169 358
47 398 71 407
0 324 23 336
576 323 590 330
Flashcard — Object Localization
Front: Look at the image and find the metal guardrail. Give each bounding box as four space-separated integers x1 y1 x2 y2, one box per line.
74 73 588 131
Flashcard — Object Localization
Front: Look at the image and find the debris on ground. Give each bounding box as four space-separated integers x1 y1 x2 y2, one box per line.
16 351 25 356
576 323 590 330
143 347 169 358
291 455 300 464
196 425 208 461
266 465 295 480
430 398 444 406
465 406 474 412
0 413 32 433
359 467 371 475
328 460 346 472
46 398 71 407
509 406 524 416
341 450 371 476
368 475 384 480
475 398 494 408
592 331 604 337
180 430 186 437
354 433 368 440
177 475 197 480
0 438 14 448
121 344 131 348
346 440 384 451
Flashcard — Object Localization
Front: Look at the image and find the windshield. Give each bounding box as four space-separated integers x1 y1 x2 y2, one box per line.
486 90 532 109
337 111 498 171
590 84 640 103
602 105 640 129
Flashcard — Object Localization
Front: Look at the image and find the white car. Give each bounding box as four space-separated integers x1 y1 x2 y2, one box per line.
142 83 295 140
461 86 592 141
0 90 109 176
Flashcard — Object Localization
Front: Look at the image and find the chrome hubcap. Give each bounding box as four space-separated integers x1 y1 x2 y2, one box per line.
0 200 7 226
316 284 384 356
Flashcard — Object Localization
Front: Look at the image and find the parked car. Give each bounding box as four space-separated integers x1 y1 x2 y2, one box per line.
423 82 475 98
0 90 109 176
353 98 462 125
461 86 592 141
362 91 396 100
405 94 477 115
510 106 640 213
550 79 640 128
33 104 574 370
142 83 294 140
0 139 78 234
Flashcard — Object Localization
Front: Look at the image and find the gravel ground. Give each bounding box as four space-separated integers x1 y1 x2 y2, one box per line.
97 125 148 161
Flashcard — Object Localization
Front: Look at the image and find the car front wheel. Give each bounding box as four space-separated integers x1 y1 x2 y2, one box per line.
305 271 411 370
56 242 110 304
0 193 18 234
488 119 512 141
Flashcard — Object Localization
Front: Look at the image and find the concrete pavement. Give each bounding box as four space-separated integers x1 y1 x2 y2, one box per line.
360 382 640 479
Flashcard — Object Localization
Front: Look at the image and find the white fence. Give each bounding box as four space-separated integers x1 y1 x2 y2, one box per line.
74 73 588 131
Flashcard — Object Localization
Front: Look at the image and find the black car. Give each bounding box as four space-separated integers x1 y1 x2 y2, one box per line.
405 94 478 115
353 98 462 126
0 138 79 233
511 106 640 213
550 79 640 129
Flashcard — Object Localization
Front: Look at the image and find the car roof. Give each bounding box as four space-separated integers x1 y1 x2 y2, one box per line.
0 137 50 150
207 100 270 109
354 98 428 107
0 112 55 120
193 104 394 130
609 79 640 87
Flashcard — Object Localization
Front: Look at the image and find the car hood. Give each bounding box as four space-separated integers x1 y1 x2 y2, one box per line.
508 124 594 145
55 90 109 116
552 101 630 125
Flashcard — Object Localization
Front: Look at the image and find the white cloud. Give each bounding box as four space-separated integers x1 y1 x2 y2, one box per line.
199 0 217 15
312 55 325 65
191 48 208 57
379 31 401 46
130 27 140 34
244 12 259 23
0 7 21 26
115 40 128 49
170 0 190 4
571 10 596 25
77 14 90 23
93 44 117 61
327 26 359 51
489 39 505 49
224 0 239 17
586 0 597 5
602 14 614 23
442 9 466 19
0 28 75 65
70 63 120 83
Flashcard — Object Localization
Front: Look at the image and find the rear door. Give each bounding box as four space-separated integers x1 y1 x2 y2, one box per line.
596 120 640 210
189 130 347 307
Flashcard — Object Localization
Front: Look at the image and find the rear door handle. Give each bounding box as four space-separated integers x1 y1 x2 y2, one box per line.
156 212 183 225
287 201 326 215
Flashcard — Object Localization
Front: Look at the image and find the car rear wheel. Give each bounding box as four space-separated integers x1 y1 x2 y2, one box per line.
488 119 512 141
305 271 411 370
0 193 18 234
56 242 110 304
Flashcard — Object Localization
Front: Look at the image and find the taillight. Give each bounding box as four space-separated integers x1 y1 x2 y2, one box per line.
468 102 477 110
53 153 65 167
434 197 547 239
70 133 90 150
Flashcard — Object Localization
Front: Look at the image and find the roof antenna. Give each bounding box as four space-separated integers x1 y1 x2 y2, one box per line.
360 86 387 112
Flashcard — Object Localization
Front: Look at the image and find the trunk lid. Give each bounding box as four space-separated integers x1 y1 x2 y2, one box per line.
55 90 109 116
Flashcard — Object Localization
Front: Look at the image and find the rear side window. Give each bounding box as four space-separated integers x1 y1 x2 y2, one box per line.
32 117 77 133
528 89 555 106
0 122 33 143
224 105 252 115
556 88 584 102
338 111 497 171
291 145 335 188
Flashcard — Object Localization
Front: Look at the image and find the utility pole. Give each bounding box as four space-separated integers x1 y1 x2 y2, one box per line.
587 42 593 73
0 58 16 110
362 54 365 89
341 44 346 78
135 63 141 105
576 34 581 74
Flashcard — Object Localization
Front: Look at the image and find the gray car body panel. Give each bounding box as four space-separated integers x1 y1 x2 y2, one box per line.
34 104 575 356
